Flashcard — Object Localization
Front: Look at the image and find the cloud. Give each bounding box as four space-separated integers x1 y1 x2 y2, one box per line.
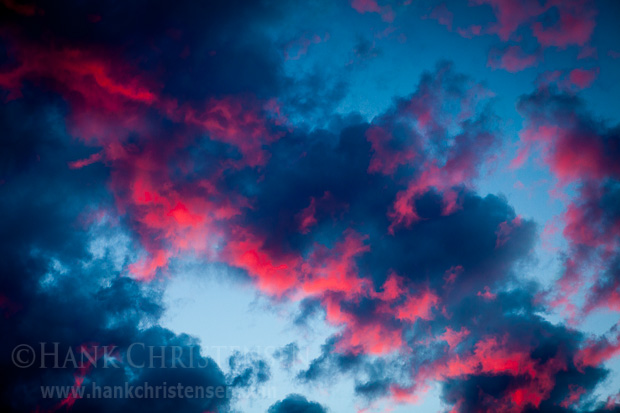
1 1 619 412
488 45 540 72
6 49 606 411
0 95 231 413
569 68 599 89
349 0 394 23
226 351 271 390
471 0 597 48
273 343 300 370
267 394 327 413
514 87 620 320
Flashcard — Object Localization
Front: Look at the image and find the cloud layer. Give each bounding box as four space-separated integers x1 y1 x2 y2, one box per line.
1 0 619 412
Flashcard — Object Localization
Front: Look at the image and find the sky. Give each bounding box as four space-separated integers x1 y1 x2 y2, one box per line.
1 0 620 412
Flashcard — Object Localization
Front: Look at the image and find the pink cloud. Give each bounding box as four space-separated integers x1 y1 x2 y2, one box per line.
532 1 597 48
284 32 330 60
568 67 599 89
425 4 453 30
350 0 394 22
472 0 545 41
488 45 539 72
366 126 416 175
468 0 597 49
456 25 482 38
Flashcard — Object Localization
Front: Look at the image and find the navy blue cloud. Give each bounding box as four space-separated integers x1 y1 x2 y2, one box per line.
267 394 327 413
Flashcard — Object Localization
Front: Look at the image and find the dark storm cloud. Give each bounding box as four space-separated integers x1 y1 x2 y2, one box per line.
267 394 327 413
0 91 232 413
232 64 513 293
2 57 614 413
296 284 613 411
437 289 609 413
0 0 292 100
265 145 609 410
1 0 619 411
